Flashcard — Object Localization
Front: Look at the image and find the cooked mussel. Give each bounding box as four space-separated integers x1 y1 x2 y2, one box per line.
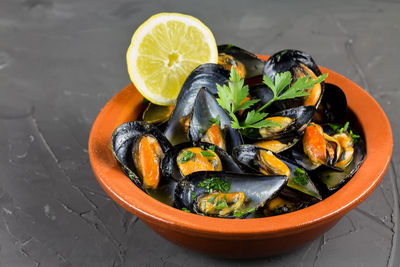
253 136 300 153
263 49 324 109
161 142 242 182
242 105 315 140
218 44 265 79
175 171 288 218
313 123 366 191
164 63 230 145
233 145 321 200
292 123 343 170
111 121 176 205
188 88 243 154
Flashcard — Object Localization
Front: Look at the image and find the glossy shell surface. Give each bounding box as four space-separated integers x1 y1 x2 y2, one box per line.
89 55 393 258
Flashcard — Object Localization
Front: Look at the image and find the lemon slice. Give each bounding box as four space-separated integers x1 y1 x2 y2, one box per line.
127 13 218 105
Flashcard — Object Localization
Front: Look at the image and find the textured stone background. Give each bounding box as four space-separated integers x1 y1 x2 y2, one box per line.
0 0 399 266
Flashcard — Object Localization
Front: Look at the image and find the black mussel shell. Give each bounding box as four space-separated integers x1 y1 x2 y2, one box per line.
313 124 366 192
242 105 315 140
188 88 243 154
253 135 300 154
263 49 324 110
313 83 347 124
175 171 288 218
111 121 177 205
264 49 322 78
161 142 243 182
233 145 321 200
164 64 230 145
249 83 274 108
218 44 265 79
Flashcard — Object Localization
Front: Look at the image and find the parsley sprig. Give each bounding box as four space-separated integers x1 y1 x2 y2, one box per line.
216 67 328 130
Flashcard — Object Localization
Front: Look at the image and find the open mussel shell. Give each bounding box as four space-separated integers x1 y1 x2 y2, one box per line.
164 64 230 145
188 88 243 154
313 124 366 192
263 49 324 110
291 125 344 172
264 49 322 78
161 141 242 182
253 135 300 154
233 145 321 200
313 83 347 124
111 121 177 205
218 44 265 79
142 103 174 126
174 171 288 218
242 105 315 140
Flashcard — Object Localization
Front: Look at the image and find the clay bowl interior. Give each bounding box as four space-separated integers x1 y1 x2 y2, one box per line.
88 55 393 258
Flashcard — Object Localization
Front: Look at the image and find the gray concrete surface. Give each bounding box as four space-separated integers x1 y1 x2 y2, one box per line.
0 0 399 266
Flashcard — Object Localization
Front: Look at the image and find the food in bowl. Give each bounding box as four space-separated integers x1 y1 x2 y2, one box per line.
111 45 366 219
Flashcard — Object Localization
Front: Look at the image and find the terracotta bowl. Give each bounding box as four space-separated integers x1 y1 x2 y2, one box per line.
89 55 393 258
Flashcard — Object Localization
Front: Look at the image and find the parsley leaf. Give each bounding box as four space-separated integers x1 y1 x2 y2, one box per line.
179 150 196 163
181 208 191 213
198 177 230 193
200 151 215 157
209 145 216 152
233 207 255 218
191 192 196 201
214 195 228 210
258 72 328 112
216 67 328 130
293 168 309 185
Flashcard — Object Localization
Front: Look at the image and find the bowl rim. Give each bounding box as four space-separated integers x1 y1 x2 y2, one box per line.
89 55 393 238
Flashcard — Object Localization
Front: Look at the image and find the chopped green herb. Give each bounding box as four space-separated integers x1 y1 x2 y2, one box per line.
198 129 206 135
179 150 196 163
225 43 234 50
200 151 215 157
349 129 360 141
209 145 216 152
275 50 287 61
191 192 196 201
207 194 218 203
342 121 350 132
233 207 255 218
293 168 309 185
198 177 230 193
274 207 283 215
214 195 228 210
209 115 221 126
328 123 341 132
201 201 206 212
181 208 191 213
329 122 360 142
